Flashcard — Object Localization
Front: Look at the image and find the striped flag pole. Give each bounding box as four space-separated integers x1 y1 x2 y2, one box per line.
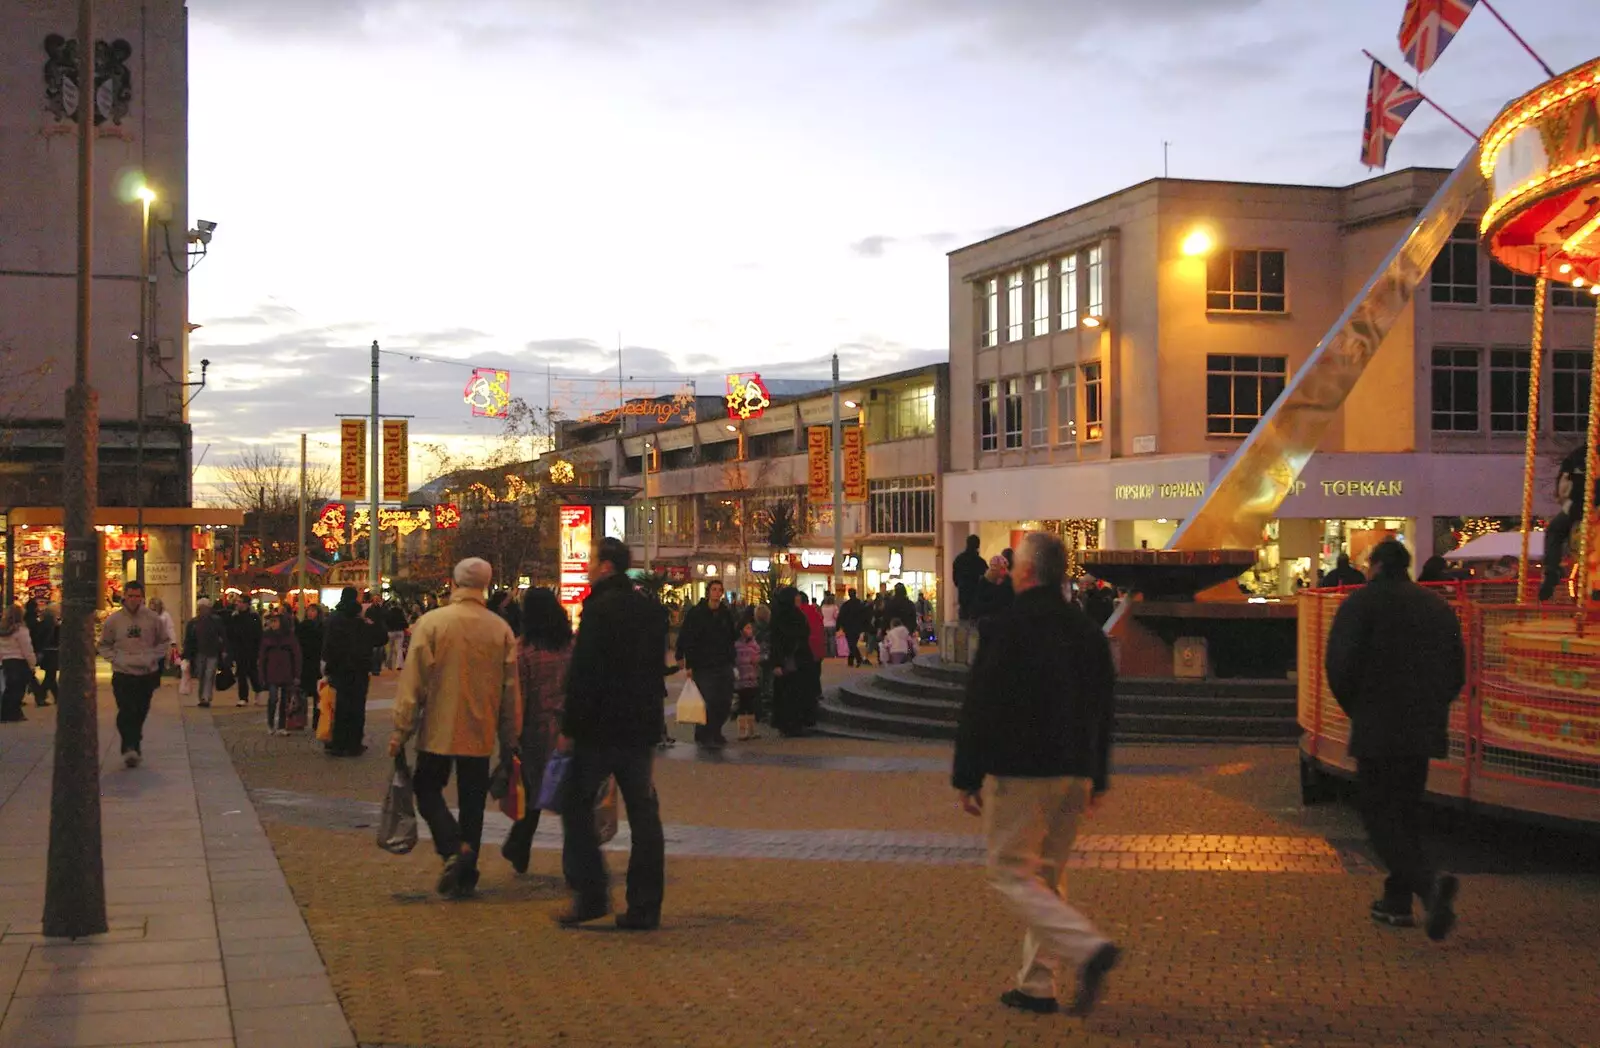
1476 0 1556 79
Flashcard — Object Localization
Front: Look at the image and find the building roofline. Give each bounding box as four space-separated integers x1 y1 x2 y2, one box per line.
948 166 1456 257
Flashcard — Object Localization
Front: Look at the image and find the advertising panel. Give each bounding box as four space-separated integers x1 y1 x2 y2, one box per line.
339 419 366 500
381 420 409 502
807 426 831 504
842 425 866 502
558 505 593 625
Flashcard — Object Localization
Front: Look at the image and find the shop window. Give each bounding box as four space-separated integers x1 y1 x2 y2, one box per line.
1028 373 1049 448
1489 260 1536 307
978 381 999 452
1059 255 1079 330
1082 363 1104 441
1003 378 1023 449
1552 282 1598 309
1429 222 1479 304
1206 249 1287 313
1553 351 1592 434
1205 354 1286 436
746 430 795 458
1488 347 1531 432
1006 270 1024 342
623 454 643 475
868 383 936 442
1055 369 1078 445
980 278 998 348
1430 346 1480 432
660 445 695 470
1031 263 1050 337
868 476 935 535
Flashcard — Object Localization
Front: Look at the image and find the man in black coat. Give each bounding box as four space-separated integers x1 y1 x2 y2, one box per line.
953 532 1120 1018
1319 552 1366 588
675 579 738 748
953 535 987 620
1325 539 1466 940
321 587 384 756
226 598 263 707
559 537 668 930
838 588 868 667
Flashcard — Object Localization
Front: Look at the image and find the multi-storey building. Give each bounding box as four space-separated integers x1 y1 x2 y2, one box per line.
1 1 238 611
943 168 1586 597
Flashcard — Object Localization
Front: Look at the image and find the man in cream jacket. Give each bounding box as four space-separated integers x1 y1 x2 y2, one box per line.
97 580 171 768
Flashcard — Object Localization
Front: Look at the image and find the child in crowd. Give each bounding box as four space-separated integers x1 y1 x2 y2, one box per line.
734 621 763 741
883 617 914 665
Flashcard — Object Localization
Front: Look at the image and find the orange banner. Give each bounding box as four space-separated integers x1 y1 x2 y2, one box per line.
339 419 366 500
842 425 866 502
382 419 408 502
807 426 831 504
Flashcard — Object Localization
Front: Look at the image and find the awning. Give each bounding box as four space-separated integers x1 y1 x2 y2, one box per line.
264 556 332 576
6 506 245 528
1444 531 1543 561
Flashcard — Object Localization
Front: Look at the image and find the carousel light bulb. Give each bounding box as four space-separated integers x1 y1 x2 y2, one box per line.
1576 277 1587 288
1560 263 1574 274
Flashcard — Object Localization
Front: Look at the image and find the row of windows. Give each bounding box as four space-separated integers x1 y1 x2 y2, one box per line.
867 476 935 535
1431 223 1600 308
978 364 1103 452
980 246 1103 348
1432 347 1592 434
630 482 934 546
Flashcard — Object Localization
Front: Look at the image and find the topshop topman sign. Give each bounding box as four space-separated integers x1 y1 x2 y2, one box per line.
1114 478 1404 502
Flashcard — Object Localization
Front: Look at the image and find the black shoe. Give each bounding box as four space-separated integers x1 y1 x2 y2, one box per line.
197 701 210 708
999 989 1058 1015
437 853 478 898
555 898 610 927
1424 874 1459 941
615 909 659 931
1069 943 1120 1017
1370 898 1415 928
456 861 481 898
501 837 530 875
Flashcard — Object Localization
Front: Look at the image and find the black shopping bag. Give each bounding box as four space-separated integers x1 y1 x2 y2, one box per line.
377 754 419 855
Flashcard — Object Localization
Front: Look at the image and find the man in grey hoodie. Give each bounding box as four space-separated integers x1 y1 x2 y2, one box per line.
97 581 170 767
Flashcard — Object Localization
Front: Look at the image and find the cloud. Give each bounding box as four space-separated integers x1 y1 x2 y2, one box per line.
850 235 893 258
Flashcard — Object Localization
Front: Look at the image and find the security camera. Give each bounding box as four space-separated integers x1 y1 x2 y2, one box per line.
198 220 217 233
189 219 217 245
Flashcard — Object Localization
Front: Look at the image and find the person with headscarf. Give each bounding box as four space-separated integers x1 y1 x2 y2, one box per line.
322 586 383 756
768 587 811 737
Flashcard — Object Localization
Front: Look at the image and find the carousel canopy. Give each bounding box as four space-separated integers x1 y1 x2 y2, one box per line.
1444 531 1544 562
263 556 332 576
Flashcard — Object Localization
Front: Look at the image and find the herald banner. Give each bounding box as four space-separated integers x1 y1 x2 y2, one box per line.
382 419 409 502
842 425 866 502
806 426 831 504
339 419 366 500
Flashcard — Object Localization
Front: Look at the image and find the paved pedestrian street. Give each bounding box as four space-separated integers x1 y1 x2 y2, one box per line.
3 666 1597 1048
209 669 1600 1048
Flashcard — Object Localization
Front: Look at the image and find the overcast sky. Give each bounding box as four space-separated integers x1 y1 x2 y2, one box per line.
183 0 1593 491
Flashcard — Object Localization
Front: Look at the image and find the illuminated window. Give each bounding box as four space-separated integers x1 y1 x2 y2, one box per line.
1059 255 1079 329
1082 363 1104 441
1028 373 1049 448
1430 347 1480 432
1087 245 1104 317
869 476 935 535
1006 270 1024 342
887 384 936 441
1003 378 1023 449
1553 350 1591 434
1206 249 1286 313
1489 347 1531 432
1430 222 1479 304
1206 354 1287 436
1489 260 1536 307
1055 369 1077 445
1032 263 1050 337
980 278 999 348
978 381 999 452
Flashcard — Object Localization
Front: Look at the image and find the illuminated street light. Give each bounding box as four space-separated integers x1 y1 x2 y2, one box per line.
1082 314 1104 329
1181 229 1214 256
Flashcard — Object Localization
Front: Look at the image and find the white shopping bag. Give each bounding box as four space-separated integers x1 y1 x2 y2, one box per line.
676 678 707 725
179 659 193 696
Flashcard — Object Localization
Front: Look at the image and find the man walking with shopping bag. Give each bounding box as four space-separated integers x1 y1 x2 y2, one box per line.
389 558 521 899
558 537 668 930
953 532 1120 1017
675 579 737 749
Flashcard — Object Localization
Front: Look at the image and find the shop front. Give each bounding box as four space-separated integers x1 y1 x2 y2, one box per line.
786 547 859 603
862 544 935 603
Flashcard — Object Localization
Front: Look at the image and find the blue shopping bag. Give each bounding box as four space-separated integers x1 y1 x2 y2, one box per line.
536 752 572 813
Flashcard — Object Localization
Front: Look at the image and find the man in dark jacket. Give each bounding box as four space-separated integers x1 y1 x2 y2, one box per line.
1325 539 1466 940
226 598 263 707
953 532 1120 1018
953 535 987 620
675 579 738 748
838 589 868 667
322 587 383 756
559 537 668 930
1319 552 1366 588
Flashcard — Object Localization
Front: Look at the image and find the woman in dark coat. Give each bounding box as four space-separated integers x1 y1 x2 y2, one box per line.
501 588 573 874
24 599 52 707
323 587 383 756
295 604 325 731
769 587 811 737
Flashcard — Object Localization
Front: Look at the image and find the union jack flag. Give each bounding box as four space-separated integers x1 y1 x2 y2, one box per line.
1362 59 1425 169
1399 0 1477 73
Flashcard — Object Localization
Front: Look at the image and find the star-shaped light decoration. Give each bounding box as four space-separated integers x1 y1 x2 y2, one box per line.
549 459 576 485
725 373 772 420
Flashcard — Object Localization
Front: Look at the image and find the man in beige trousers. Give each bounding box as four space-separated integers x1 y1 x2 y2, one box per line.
390 558 520 899
952 531 1121 1017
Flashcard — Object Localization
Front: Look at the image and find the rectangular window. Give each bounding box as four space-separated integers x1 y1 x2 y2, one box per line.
1081 363 1104 441
1430 222 1480 304
1430 347 1480 432
1205 355 1288 436
1055 369 1077 445
884 384 936 441
1028 373 1049 447
1489 260 1537 306
1059 255 1079 329
1031 263 1050 337
1087 245 1104 318
1489 347 1531 432
978 381 999 452
1206 249 1287 313
1553 351 1592 434
1006 270 1024 342
1003 378 1023 449
1552 282 1598 309
868 476 935 535
980 278 999 347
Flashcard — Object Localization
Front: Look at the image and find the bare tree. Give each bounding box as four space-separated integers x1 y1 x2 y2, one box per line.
213 445 336 566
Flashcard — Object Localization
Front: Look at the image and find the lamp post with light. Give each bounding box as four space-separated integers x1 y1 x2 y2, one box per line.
133 184 155 574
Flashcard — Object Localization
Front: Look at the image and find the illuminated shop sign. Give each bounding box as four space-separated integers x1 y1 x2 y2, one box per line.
1114 478 1405 501
558 505 592 623
1114 482 1206 501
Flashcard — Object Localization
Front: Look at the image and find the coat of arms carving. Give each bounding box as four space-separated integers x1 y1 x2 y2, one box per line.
43 34 134 126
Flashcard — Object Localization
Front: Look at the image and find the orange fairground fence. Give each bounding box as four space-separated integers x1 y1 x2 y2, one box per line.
1299 580 1600 826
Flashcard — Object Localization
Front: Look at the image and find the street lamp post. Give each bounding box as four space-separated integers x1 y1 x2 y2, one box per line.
134 185 155 572
831 354 843 598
